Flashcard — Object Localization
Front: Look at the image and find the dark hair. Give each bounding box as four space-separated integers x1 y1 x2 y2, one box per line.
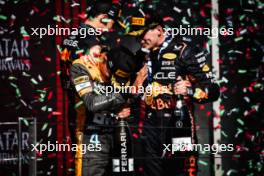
139 23 164 39
87 0 112 18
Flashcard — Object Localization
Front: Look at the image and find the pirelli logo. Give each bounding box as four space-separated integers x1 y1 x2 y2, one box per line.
131 17 145 26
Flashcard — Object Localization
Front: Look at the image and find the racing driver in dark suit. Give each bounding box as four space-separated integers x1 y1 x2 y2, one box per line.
138 22 220 176
68 0 133 176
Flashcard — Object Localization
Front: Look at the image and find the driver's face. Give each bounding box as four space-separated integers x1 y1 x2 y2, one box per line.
140 29 161 50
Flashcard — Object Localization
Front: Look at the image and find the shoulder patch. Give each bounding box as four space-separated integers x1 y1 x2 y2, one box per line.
115 69 129 78
73 75 90 85
162 53 177 60
202 64 210 72
74 76 92 97
131 17 145 26
193 88 208 101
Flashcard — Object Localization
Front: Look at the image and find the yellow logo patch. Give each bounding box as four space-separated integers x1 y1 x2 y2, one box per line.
131 17 145 26
73 75 90 85
193 88 208 101
162 53 177 60
115 69 129 78
202 64 210 72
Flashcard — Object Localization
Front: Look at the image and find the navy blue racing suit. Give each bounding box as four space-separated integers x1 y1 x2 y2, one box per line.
141 35 220 176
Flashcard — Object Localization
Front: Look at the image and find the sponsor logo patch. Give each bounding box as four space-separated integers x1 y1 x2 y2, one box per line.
131 17 145 26
78 87 92 97
162 53 177 60
202 64 210 72
75 82 91 92
73 75 90 84
115 69 129 78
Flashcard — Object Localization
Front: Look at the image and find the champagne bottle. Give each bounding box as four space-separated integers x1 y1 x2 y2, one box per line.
166 94 198 176
112 118 135 176
167 94 193 153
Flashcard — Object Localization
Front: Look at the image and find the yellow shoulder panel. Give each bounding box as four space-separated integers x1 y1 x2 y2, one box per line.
72 58 103 82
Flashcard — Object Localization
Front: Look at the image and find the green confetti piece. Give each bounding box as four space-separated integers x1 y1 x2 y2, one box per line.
237 118 244 126
36 89 47 93
22 72 31 77
0 15 7 20
181 17 190 25
48 128 52 137
221 131 228 138
257 2 264 8
53 15 60 22
256 162 262 171
226 169 238 176
30 78 38 85
101 36 106 41
220 109 225 116
238 69 247 74
198 160 208 166
20 26 29 37
251 104 259 111
41 105 47 111
8 76 17 80
75 49 84 55
234 37 243 42
56 45 62 53
254 83 262 88
248 160 253 169
38 98 45 102
74 101 83 109
228 50 234 53
16 88 21 97
10 83 17 88
239 15 246 21
252 19 257 27
246 173 254 176
21 118 29 126
40 92 47 99
68 168 75 172
101 18 112 23
41 123 48 131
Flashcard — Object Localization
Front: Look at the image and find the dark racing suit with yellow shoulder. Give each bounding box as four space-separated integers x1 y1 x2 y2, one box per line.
141 35 220 176
70 57 125 176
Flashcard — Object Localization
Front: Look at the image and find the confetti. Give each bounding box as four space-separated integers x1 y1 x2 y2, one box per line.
41 123 48 131
0 14 7 20
198 160 208 166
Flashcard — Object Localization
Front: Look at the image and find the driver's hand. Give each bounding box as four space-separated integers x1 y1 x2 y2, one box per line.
173 76 192 95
